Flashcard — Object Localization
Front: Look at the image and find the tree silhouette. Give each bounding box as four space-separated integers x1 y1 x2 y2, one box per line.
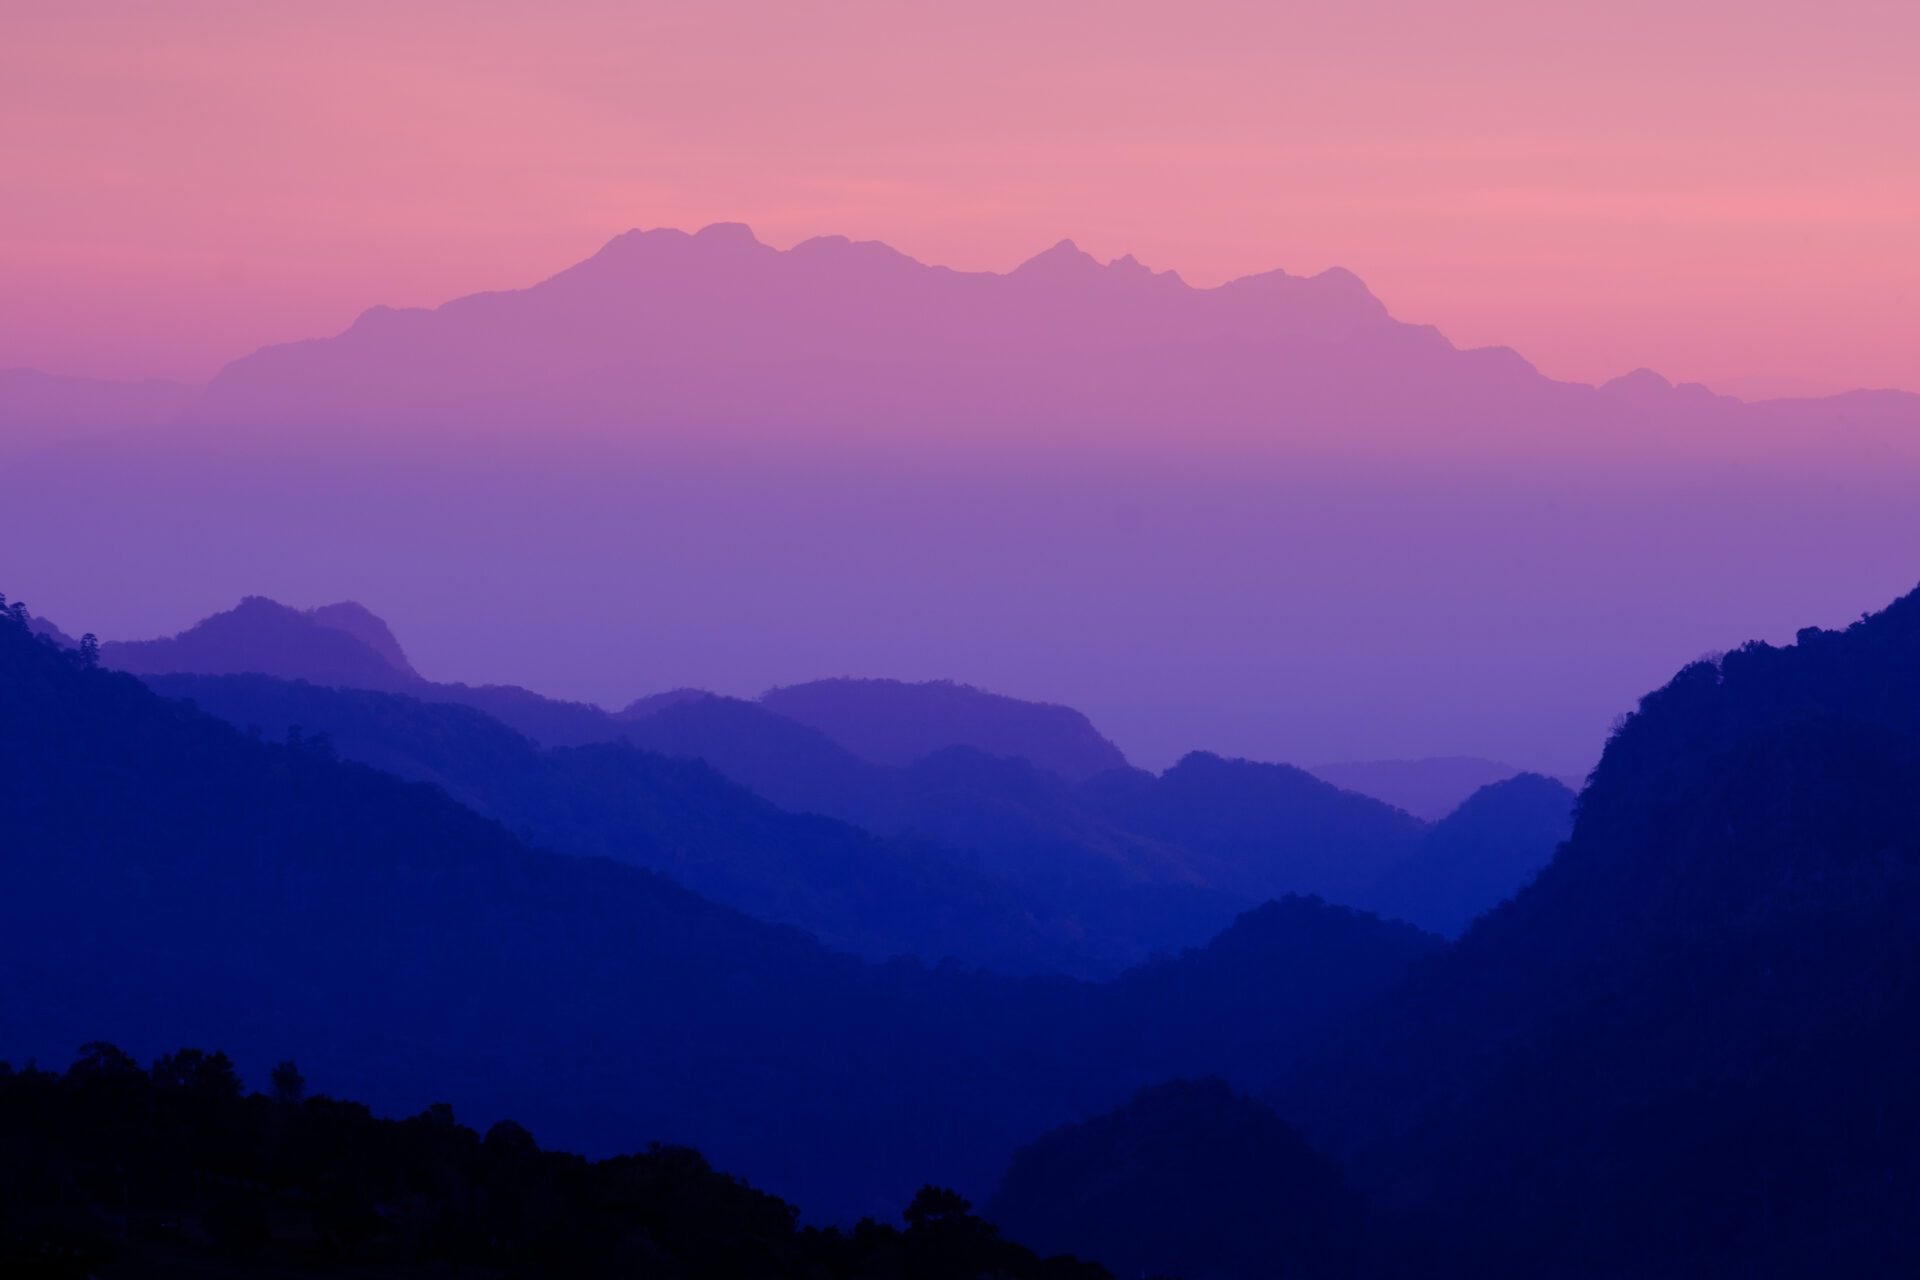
905 1185 974 1229
0 1042 1114 1278
270 1059 306 1105
68 1040 140 1079
150 1048 242 1098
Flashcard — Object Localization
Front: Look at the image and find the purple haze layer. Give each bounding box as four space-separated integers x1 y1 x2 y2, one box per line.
7 226 1920 774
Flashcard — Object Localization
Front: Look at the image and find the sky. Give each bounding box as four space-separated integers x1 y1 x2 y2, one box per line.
4 0 1916 393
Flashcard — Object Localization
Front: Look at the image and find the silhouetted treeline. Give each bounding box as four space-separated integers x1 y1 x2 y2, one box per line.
0 1043 1109 1279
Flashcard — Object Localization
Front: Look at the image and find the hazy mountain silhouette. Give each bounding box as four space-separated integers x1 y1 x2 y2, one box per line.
1363 773 1577 936
620 685 718 719
760 677 1129 781
0 367 194 462
102 596 621 746
304 599 417 675
618 692 887 815
168 221 1920 467
1309 756 1530 821
895 746 1198 889
104 596 421 691
1080 752 1428 908
887 746 1248 964
182 223 1443 443
615 701 1293 962
24 611 77 649
0 606 1433 1219
1277 581 1920 1274
990 1078 1364 1280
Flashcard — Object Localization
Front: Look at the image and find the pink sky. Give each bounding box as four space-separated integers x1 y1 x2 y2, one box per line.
4 0 1916 392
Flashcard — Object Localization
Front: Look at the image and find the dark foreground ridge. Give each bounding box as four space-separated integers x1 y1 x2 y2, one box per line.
0 1044 1108 1279
992 1078 1364 1280
1278 579 1920 1275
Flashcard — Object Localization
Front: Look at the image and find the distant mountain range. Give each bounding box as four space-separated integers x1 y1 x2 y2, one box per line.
8 222 1915 468
154 223 1915 458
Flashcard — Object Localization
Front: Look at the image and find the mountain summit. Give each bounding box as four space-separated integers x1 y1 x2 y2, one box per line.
103 596 419 691
178 222 1545 445
759 677 1129 781
173 220 1920 464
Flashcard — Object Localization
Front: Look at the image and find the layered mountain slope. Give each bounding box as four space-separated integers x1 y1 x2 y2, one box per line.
102 596 619 746
1278 582 1920 1275
0 609 1433 1219
88 602 1227 955
151 670 1244 971
95 596 1570 958
145 672 1085 975
1364 772 1577 936
760 677 1129 781
618 693 886 817
1308 756 1528 821
1094 897 1441 1091
1080 752 1428 907
623 697 1196 900
104 595 420 691
1079 754 1573 936
303 599 416 673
